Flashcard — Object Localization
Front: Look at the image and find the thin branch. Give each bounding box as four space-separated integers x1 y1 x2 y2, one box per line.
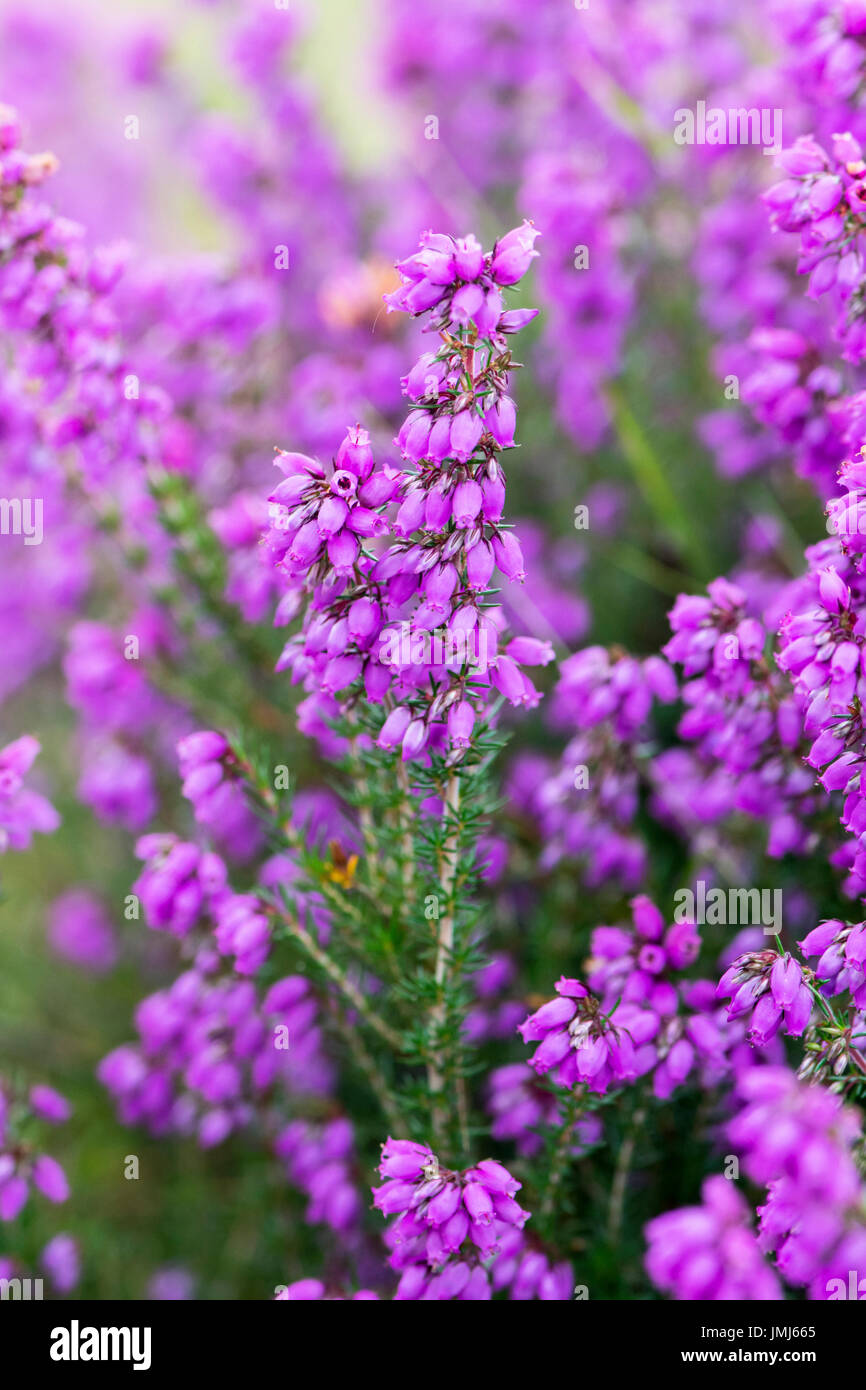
608 1105 646 1245
427 772 462 1136
270 894 402 1052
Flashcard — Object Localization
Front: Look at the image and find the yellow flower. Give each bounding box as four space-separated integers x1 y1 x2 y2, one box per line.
324 842 359 890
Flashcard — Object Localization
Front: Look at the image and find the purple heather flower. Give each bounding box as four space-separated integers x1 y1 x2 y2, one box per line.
800 918 866 1009
519 977 637 1094
0 1177 28 1222
48 889 117 973
274 1279 379 1301
148 1267 195 1301
717 951 812 1043
0 735 59 853
727 1068 866 1294
275 1118 360 1234
372 1140 528 1298
32 1155 69 1203
41 1235 79 1293
490 221 541 285
29 1085 71 1124
645 1175 781 1300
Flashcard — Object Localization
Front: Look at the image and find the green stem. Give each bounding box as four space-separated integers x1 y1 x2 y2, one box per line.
608 1105 646 1245
605 380 710 581
427 772 461 1143
271 892 402 1051
327 999 406 1133
541 1089 583 1222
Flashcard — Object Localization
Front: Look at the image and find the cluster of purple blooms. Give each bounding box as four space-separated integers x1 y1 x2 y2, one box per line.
275 1279 378 1301
0 1082 70 1222
372 1138 529 1300
717 951 813 1044
777 529 866 890
519 897 753 1105
516 648 677 889
644 1059 866 1301
275 1118 361 1237
0 736 58 856
131 817 274 976
802 915 866 1010
261 224 550 766
661 578 817 859
518 977 638 1096
646 1175 783 1301
732 1068 866 1297
48 889 117 974
765 132 866 361
99 967 333 1147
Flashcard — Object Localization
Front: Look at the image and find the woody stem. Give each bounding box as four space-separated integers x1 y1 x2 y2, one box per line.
427 773 461 1139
